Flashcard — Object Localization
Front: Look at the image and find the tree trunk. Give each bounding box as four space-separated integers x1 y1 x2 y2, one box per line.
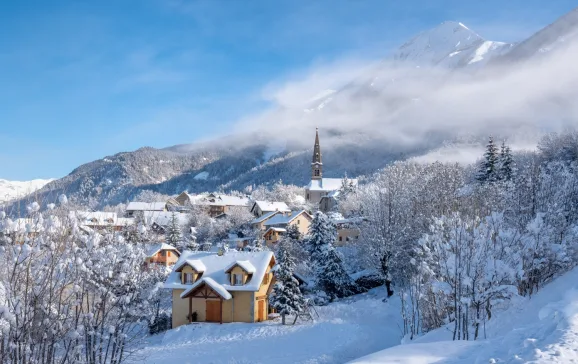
281 313 286 325
385 280 394 297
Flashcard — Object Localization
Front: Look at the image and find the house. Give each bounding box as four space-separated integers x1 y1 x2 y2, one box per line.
145 243 180 267
225 233 254 250
173 192 251 217
334 218 361 247
262 210 312 246
250 211 280 236
250 201 290 217
164 251 276 328
304 128 358 205
125 202 167 217
143 211 189 236
72 211 134 231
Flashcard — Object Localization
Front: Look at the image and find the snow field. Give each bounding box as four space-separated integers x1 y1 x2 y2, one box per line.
137 288 402 364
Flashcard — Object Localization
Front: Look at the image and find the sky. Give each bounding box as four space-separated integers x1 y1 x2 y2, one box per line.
1 0 577 180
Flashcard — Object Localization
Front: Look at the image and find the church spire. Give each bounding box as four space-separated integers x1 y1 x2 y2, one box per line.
311 128 322 180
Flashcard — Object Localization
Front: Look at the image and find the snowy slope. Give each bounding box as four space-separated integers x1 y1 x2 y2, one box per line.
498 7 578 62
393 21 512 68
350 267 578 363
0 179 54 203
137 289 402 364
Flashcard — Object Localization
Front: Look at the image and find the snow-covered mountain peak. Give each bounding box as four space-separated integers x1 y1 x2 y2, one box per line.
0 178 54 204
391 20 513 69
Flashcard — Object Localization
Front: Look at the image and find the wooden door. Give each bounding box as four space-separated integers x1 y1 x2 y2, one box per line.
257 300 265 322
206 300 220 322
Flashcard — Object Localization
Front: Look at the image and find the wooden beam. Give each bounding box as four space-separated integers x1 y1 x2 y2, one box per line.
220 298 223 325
188 297 192 323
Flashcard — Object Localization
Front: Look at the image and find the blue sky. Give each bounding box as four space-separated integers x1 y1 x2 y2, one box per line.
1 0 576 180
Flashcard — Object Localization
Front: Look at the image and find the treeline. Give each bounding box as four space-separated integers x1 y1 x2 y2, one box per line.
340 132 578 340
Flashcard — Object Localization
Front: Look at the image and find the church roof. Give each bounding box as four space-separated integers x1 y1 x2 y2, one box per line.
312 128 322 164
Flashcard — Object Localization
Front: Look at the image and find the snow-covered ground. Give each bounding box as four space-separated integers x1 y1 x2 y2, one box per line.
0 178 53 203
350 267 578 364
136 288 402 364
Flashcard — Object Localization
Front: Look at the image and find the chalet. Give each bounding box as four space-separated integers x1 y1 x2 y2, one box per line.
334 218 361 247
174 192 251 217
250 201 290 217
143 211 189 236
250 211 280 236
145 243 180 267
72 211 134 231
262 210 312 246
125 202 166 217
164 251 276 328
305 129 358 205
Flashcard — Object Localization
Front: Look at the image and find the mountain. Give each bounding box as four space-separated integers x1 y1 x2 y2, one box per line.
0 179 54 203
6 7 578 211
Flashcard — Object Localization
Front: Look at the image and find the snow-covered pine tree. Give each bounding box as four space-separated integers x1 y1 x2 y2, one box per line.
477 136 499 183
271 239 306 325
307 211 355 300
498 141 514 181
165 212 182 246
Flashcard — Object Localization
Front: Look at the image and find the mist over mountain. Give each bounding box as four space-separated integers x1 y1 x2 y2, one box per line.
7 6 578 212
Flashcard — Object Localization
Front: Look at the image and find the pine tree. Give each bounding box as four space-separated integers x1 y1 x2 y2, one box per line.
271 239 306 325
477 136 499 183
307 211 355 300
165 212 182 246
498 141 514 181
338 173 356 201
286 224 302 241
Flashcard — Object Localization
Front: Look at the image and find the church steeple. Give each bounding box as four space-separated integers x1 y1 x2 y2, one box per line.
311 128 322 180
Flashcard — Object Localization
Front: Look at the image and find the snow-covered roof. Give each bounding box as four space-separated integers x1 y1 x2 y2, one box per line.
144 211 189 228
252 201 290 214
145 243 180 258
263 210 310 227
165 251 274 293
264 227 287 235
306 178 358 192
175 259 207 273
126 202 166 212
225 260 257 274
73 211 120 226
250 211 279 224
206 194 250 207
180 277 233 300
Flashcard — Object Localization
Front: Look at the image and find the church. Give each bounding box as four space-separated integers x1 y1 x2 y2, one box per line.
305 128 357 207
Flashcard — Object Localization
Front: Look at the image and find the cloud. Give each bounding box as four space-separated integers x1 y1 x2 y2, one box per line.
231 35 578 158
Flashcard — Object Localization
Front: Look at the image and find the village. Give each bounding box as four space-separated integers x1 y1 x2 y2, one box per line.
0 128 366 330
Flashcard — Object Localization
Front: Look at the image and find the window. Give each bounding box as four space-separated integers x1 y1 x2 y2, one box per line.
297 219 300 225
346 237 350 242
339 236 343 242
314 169 320 176
306 193 310 199
234 274 243 286
184 273 194 284
167 251 171 257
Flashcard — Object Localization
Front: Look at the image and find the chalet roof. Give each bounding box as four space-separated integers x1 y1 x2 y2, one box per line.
126 202 166 212
306 178 358 192
144 211 189 228
251 201 290 214
165 251 274 293
180 277 232 300
263 210 310 227
145 243 180 258
250 211 279 224
72 211 121 226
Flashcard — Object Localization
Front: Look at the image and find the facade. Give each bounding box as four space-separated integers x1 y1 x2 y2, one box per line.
250 211 280 238
262 210 312 247
145 243 180 267
334 219 361 247
164 251 276 328
305 129 358 205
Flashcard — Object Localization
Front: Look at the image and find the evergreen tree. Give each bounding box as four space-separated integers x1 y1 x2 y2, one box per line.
271 239 306 325
477 136 499 183
165 212 182 246
286 224 302 241
307 211 355 300
498 141 514 181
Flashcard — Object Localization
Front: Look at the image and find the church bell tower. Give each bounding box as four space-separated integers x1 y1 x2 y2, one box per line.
311 128 323 180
